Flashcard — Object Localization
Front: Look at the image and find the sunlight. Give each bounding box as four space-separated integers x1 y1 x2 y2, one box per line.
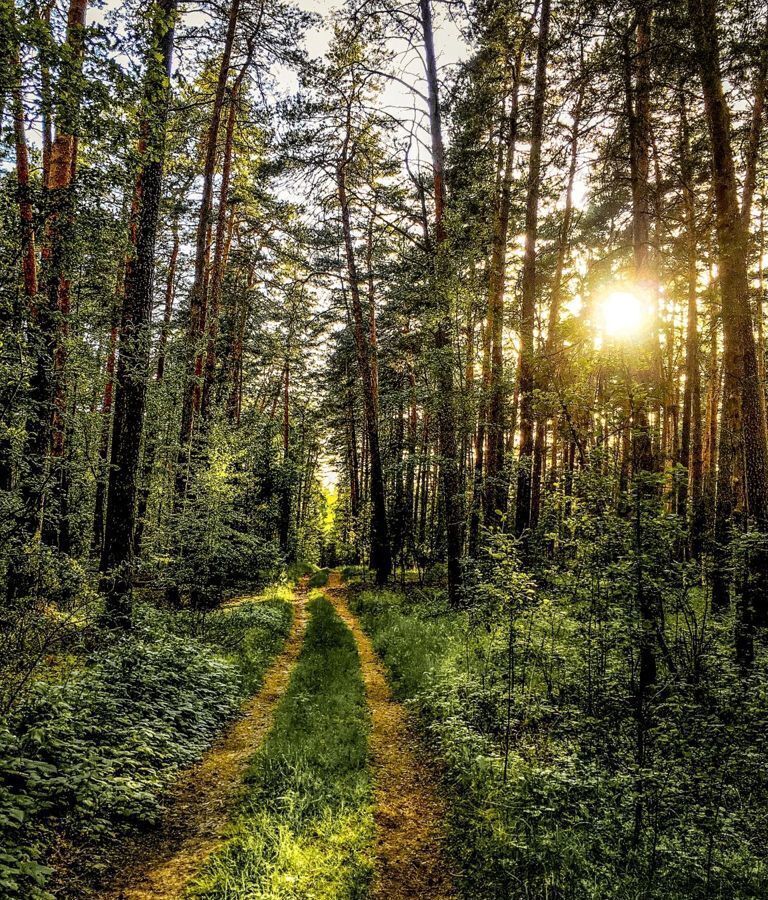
599 288 647 339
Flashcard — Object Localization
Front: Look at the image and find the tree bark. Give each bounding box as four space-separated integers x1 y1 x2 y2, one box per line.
100 0 177 625
92 303 119 554
420 0 463 603
2 15 37 492
515 0 551 537
689 0 768 655
678 87 704 556
201 38 255 420
485 28 531 526
176 0 242 496
623 3 656 477
11 29 38 307
741 9 768 231
337 148 392 585
134 220 180 555
24 0 87 539
531 77 584 531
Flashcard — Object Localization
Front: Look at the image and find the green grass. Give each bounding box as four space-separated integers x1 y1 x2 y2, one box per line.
285 561 318 583
339 565 374 585
348 586 593 898
348 588 465 697
187 593 373 899
307 568 330 588
349 584 768 899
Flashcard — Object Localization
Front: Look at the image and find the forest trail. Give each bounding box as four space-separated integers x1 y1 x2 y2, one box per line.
99 583 309 900
324 572 455 900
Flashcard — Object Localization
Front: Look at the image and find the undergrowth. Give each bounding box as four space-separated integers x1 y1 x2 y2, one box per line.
350 583 768 899
188 592 373 899
0 590 292 899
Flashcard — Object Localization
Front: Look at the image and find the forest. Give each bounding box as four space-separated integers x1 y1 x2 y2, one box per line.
3 0 768 896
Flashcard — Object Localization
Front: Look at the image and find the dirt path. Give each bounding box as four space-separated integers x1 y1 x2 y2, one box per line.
99 584 308 900
324 572 455 900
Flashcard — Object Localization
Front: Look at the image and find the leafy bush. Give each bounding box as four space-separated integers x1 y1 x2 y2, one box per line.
350 580 768 899
170 590 293 694
0 595 292 898
164 529 283 605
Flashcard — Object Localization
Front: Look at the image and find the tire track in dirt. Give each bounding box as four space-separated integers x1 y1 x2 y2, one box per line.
98 582 309 900
324 571 455 900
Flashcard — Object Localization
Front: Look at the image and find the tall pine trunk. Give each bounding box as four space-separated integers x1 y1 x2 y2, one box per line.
25 0 87 541
337 145 392 585
689 0 768 660
484 31 530 527
134 220 180 555
100 0 177 625
531 78 584 530
176 0 241 498
515 0 550 537
678 88 704 556
421 0 463 603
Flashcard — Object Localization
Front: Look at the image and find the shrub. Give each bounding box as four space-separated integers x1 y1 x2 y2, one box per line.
351 582 768 899
0 595 292 898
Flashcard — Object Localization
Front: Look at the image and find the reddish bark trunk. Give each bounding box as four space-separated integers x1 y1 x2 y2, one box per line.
101 0 177 625
515 0 550 537
421 0 463 603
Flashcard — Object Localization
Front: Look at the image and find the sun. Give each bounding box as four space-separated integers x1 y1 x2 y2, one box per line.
599 289 647 338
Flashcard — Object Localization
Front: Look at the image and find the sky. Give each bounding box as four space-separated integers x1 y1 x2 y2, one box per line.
279 0 470 142
293 0 468 64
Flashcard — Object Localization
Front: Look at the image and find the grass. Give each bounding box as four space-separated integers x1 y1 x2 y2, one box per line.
285 561 318 583
340 565 374 586
347 586 589 898
307 568 330 588
187 592 373 899
286 562 331 589
347 588 465 698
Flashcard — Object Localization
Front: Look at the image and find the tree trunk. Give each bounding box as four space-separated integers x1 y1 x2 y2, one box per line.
485 30 530 526
279 361 292 555
39 1 54 185
134 221 180 555
156 219 179 383
531 77 584 531
624 2 656 476
201 39 255 420
701 300 720 543
176 0 242 494
100 0 177 626
25 0 87 539
741 9 768 232
2 22 37 492
514 0 551 537
337 155 392 585
11 31 38 307
678 87 704 556
421 0 463 603
92 305 119 554
689 0 768 656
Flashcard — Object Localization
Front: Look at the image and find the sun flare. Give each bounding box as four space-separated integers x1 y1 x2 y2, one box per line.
600 289 647 338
